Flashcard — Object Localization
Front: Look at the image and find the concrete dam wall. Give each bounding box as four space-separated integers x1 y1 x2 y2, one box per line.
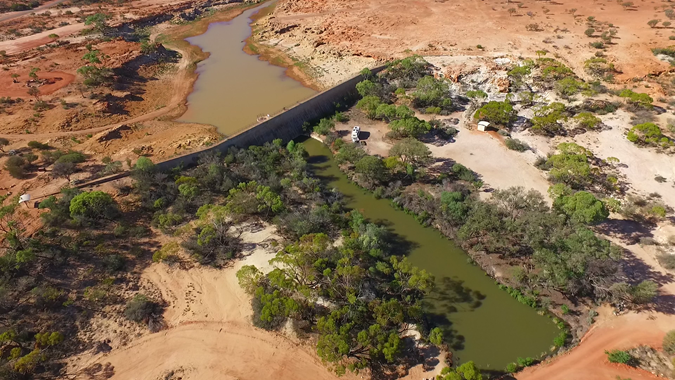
154 65 386 172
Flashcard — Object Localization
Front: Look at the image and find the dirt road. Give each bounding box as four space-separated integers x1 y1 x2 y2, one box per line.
518 307 675 380
0 0 70 22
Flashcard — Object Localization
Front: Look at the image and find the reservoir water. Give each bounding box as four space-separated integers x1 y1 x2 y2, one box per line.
178 3 316 135
182 3 558 369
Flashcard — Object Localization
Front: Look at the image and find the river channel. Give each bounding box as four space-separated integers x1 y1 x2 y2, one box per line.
182 3 558 369
178 2 316 135
302 138 558 368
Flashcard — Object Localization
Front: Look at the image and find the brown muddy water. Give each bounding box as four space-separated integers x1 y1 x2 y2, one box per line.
302 138 559 369
178 3 316 135
181 3 558 370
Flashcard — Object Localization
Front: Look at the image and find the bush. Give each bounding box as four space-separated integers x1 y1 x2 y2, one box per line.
27 141 50 150
4 155 28 178
553 331 568 347
574 112 601 129
474 101 517 127
627 123 671 147
103 254 124 272
506 362 518 373
313 118 335 136
505 138 530 152
619 89 653 109
56 151 86 164
69 191 119 222
605 350 634 365
124 294 156 323
663 330 675 354
657 254 675 270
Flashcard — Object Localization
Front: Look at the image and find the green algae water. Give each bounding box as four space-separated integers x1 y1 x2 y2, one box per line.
302 138 558 369
178 3 316 135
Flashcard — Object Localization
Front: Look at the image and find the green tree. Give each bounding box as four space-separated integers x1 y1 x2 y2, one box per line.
356 95 382 119
647 19 660 28
388 117 431 138
531 102 567 135
412 76 451 110
356 79 381 98
546 143 593 189
389 138 433 173
236 265 263 295
135 156 155 171
51 161 77 181
355 156 388 184
313 118 335 135
4 155 28 179
553 190 609 225
69 191 118 222
84 13 110 33
437 361 483 380
474 101 516 127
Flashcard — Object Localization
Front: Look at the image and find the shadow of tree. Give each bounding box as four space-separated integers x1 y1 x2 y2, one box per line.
596 218 654 245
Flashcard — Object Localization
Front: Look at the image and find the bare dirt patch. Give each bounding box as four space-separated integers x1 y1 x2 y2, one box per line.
518 306 675 380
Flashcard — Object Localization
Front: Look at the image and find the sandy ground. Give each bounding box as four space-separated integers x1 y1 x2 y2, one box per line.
518 306 675 380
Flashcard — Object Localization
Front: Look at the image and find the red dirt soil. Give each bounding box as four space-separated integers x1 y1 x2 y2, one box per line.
267 0 675 81
518 307 675 380
0 71 75 98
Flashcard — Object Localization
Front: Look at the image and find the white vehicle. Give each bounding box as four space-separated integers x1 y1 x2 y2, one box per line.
351 126 360 142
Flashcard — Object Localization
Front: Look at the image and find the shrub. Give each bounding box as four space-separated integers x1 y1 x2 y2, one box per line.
517 357 536 367
69 191 119 222
506 362 518 373
103 254 124 272
27 140 50 150
389 117 432 138
474 101 517 127
505 138 530 152
56 151 86 164
333 111 348 122
124 294 156 322
663 330 675 354
657 253 675 270
561 304 570 314
5 155 28 178
627 123 671 147
574 112 601 129
619 89 653 109
153 241 180 263
313 118 335 136
553 331 568 347
605 350 634 365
